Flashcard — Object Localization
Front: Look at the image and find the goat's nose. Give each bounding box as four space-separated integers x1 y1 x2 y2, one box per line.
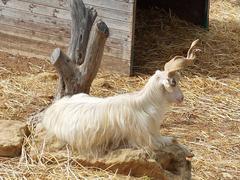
178 96 184 103
181 96 184 102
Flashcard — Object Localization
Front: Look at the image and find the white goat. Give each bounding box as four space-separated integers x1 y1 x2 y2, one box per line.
42 40 200 156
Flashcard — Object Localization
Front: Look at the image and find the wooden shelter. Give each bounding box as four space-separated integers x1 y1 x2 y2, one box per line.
0 0 209 75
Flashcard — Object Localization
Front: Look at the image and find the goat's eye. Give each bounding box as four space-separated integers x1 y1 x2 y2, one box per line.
169 79 176 87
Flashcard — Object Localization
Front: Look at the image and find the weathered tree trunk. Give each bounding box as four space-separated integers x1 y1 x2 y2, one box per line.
28 0 108 124
51 0 109 100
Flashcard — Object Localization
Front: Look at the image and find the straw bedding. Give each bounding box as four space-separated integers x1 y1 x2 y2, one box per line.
0 0 239 179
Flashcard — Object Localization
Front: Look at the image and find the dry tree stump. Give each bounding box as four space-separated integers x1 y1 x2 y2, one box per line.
28 0 109 123
51 0 109 100
28 0 193 179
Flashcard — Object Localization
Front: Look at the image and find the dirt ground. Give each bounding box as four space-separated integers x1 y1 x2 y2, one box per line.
0 0 240 179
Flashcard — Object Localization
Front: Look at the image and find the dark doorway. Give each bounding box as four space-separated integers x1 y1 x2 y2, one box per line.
132 1 209 74
137 0 209 28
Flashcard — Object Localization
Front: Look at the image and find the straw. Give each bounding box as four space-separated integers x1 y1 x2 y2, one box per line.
0 0 239 179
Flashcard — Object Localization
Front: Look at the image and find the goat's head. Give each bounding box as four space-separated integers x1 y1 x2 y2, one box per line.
153 39 200 104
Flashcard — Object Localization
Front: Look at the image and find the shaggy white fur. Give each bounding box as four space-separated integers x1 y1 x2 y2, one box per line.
42 70 183 156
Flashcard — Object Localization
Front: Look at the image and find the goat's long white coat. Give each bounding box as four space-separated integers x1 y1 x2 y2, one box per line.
42 74 175 155
42 40 200 156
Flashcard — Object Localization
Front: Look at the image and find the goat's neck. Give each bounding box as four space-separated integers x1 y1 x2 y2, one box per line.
135 79 170 116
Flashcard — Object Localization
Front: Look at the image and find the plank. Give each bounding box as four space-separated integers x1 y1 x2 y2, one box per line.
0 30 131 60
129 0 137 74
0 6 132 32
15 0 135 12
1 0 132 22
0 32 60 56
104 46 131 60
0 23 69 46
3 0 71 20
0 32 130 74
0 23 131 50
0 6 71 29
84 0 133 12
101 55 130 74
0 12 132 42
0 15 70 38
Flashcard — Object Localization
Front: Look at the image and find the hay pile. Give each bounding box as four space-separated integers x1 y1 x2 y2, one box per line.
0 0 239 179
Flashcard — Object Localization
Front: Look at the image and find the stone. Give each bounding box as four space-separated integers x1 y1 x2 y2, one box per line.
30 123 193 179
0 120 30 157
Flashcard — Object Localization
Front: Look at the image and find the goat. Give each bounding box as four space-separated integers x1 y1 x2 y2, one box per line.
42 40 200 156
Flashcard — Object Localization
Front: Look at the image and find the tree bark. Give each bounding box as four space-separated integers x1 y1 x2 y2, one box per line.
28 0 108 124
52 0 109 100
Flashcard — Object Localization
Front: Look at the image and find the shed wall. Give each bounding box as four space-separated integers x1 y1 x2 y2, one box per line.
0 0 135 74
